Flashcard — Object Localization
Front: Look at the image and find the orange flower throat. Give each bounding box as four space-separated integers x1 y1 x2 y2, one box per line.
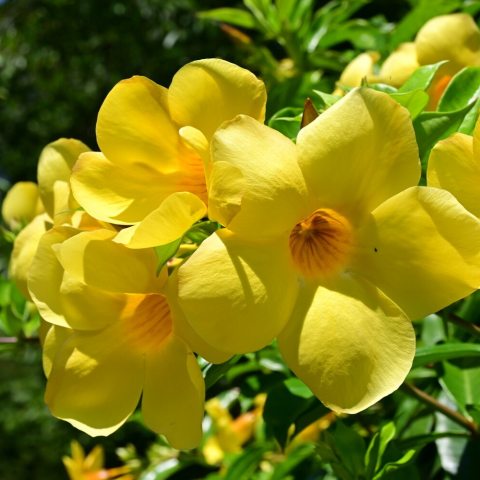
289 208 353 278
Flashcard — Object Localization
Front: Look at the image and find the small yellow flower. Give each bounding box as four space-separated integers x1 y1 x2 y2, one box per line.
63 440 133 480
70 59 266 249
176 88 480 413
2 181 44 231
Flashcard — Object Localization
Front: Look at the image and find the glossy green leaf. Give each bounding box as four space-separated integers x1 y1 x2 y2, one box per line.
398 62 447 93
224 445 269 480
413 343 480 368
440 361 480 410
413 103 473 165
263 378 317 448
390 89 429 119
270 442 317 480
332 421 366 479
203 355 242 390
458 97 480 135
438 67 480 112
198 8 257 29
154 237 182 273
267 107 303 140
365 422 396 479
373 449 416 479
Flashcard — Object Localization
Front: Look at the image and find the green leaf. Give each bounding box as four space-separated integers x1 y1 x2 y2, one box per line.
413 103 473 166
413 343 480 368
154 237 182 273
270 442 317 480
267 107 303 140
263 377 317 448
312 90 341 109
373 449 416 479
398 62 447 93
224 445 269 480
203 355 242 390
331 421 366 479
365 422 396 479
390 89 429 119
438 67 480 112
458 97 480 135
198 8 257 29
420 314 446 346
440 361 480 410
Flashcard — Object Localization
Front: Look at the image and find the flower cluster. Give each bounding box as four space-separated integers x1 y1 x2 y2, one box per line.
4 15 480 451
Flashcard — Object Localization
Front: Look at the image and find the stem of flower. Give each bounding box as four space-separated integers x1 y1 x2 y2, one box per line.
0 336 39 344
401 382 479 436
446 313 480 338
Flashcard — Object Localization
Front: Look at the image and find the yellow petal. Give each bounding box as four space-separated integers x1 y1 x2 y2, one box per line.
142 335 204 449
28 227 125 330
167 273 233 363
352 186 480 319
42 324 71 377
416 13 480 74
169 59 267 140
9 213 50 298
114 192 206 248
71 152 175 224
336 52 379 89
37 138 90 218
45 323 143 435
2 182 44 230
176 229 298 354
297 88 420 223
96 76 180 171
427 133 480 217
379 43 419 87
56 229 165 294
278 275 415 413
207 161 245 227
211 115 309 239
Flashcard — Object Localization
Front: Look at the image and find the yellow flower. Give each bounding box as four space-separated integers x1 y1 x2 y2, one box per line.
176 88 480 413
335 13 480 102
63 440 133 480
30 226 228 448
427 116 480 217
203 395 264 464
70 59 266 249
2 181 44 231
7 139 90 297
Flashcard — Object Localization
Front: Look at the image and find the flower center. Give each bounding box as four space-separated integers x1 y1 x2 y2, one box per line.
289 208 353 278
122 294 173 352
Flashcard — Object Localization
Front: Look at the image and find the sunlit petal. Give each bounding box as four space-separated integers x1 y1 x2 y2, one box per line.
169 58 266 140
352 186 480 319
176 229 298 354
278 275 414 413
143 335 204 449
297 88 420 223
211 115 309 239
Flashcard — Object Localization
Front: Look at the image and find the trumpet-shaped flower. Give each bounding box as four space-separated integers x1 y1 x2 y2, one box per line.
427 116 480 217
7 138 91 297
71 59 266 249
176 88 480 413
30 226 226 448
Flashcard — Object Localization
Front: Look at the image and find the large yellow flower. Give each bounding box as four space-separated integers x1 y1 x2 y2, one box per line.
71 59 266 249
30 227 226 448
6 138 90 297
176 88 480 413
335 13 480 100
427 116 480 217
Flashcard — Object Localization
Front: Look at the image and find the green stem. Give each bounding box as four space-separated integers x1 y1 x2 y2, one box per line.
401 382 478 436
0 336 39 344
446 313 480 338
